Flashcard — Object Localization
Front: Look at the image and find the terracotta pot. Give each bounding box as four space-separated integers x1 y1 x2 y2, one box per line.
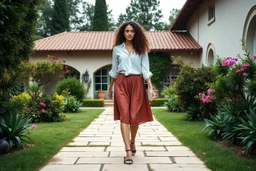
97 91 106 99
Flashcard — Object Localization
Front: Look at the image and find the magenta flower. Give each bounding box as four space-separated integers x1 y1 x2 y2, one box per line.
40 102 46 107
242 63 249 67
236 69 240 73
42 109 46 113
254 56 256 60
222 57 238 66
32 124 37 129
243 72 247 77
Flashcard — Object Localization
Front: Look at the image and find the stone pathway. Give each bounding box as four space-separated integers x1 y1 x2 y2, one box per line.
40 108 210 171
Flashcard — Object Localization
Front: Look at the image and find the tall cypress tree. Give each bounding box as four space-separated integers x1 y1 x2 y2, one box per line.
92 0 109 31
51 0 69 35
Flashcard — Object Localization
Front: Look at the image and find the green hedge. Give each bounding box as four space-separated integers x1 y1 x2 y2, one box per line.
150 98 168 107
82 99 104 107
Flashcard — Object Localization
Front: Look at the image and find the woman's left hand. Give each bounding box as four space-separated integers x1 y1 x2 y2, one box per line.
149 88 156 100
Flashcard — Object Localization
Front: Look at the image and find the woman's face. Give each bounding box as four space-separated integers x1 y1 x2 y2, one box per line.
124 24 135 41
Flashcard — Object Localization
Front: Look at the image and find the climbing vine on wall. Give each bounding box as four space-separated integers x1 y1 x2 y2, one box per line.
149 52 172 89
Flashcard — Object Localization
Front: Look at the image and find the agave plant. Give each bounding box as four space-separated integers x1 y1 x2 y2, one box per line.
0 114 32 150
234 107 256 152
202 113 233 140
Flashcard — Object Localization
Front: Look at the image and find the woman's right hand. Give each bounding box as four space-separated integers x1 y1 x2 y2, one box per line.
108 88 113 100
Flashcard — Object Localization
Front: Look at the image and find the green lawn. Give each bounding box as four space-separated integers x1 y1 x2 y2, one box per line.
153 109 256 171
0 109 103 171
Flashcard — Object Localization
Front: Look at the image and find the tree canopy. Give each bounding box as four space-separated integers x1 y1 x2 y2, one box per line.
92 0 109 31
117 0 164 31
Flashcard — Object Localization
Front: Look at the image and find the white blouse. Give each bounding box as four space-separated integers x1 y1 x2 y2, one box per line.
109 42 153 80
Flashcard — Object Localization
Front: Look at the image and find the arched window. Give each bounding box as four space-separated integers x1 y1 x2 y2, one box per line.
254 30 256 56
206 43 216 65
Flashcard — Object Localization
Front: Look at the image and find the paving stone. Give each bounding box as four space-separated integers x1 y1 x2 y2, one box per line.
73 137 111 141
54 151 108 158
166 146 191 151
150 164 211 171
146 151 196 157
60 147 105 152
159 137 179 141
48 157 77 165
142 141 182 146
174 157 205 164
109 151 144 157
89 141 110 146
68 142 89 146
40 164 101 171
102 164 148 171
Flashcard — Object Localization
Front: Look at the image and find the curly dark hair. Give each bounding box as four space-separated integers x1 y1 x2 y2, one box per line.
114 21 150 55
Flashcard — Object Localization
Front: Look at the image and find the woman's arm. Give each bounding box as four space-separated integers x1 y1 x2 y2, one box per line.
108 77 116 100
146 78 155 100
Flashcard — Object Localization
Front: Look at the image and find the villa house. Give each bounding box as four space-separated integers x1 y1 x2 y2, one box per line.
171 0 256 64
32 0 256 99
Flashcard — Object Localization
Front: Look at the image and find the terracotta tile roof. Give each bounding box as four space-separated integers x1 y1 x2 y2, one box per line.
34 31 201 52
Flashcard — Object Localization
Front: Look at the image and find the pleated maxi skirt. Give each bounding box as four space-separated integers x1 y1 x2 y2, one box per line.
114 74 153 126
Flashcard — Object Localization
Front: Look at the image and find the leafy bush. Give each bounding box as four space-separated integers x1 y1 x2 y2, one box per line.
202 44 256 152
161 86 176 98
176 65 216 111
164 95 182 112
56 77 85 101
82 99 104 107
185 103 201 121
63 96 81 113
150 98 168 107
0 114 32 150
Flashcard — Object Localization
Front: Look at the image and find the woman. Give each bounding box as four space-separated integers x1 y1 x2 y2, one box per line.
108 21 155 165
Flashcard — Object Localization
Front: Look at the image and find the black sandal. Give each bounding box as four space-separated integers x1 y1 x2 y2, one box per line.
124 149 133 165
130 141 136 156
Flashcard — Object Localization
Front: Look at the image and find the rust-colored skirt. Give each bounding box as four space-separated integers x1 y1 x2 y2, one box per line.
114 74 153 126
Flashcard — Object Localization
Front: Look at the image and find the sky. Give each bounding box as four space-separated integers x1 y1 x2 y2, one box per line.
86 0 186 23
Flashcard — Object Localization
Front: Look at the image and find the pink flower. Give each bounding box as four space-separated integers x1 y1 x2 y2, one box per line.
236 69 240 73
222 61 229 66
243 72 247 77
42 109 46 113
32 124 37 129
253 56 256 60
40 102 46 107
242 63 249 67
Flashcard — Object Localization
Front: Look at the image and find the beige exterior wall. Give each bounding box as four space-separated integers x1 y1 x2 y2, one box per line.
187 0 256 65
170 51 201 67
31 51 112 99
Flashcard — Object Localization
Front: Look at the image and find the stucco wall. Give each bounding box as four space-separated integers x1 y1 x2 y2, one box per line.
31 51 112 98
187 0 256 65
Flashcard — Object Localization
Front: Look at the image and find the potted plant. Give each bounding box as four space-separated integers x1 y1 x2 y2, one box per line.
0 138 9 155
97 90 106 99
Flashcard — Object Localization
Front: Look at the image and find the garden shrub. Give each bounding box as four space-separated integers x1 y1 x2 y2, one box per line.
56 77 85 101
175 64 216 118
164 95 182 112
150 98 168 107
82 99 104 107
63 96 81 113
202 45 256 153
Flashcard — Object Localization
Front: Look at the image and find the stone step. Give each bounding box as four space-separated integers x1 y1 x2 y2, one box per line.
104 100 114 107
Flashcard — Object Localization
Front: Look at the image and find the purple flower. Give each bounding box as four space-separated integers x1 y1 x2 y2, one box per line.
253 56 256 60
42 109 46 113
32 124 37 129
243 72 247 77
40 102 46 107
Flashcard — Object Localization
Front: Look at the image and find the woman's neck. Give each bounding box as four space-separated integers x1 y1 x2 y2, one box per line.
125 40 133 47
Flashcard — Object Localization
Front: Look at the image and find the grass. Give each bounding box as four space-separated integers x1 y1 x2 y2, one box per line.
153 109 256 171
0 109 103 171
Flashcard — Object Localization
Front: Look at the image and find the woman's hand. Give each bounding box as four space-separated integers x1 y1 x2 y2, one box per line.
108 88 113 100
149 88 156 100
